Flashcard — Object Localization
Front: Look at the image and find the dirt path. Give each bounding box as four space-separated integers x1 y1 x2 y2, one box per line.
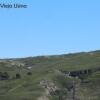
37 88 50 100
38 96 49 100
8 81 26 93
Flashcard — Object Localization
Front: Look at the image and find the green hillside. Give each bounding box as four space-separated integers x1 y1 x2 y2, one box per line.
0 50 100 100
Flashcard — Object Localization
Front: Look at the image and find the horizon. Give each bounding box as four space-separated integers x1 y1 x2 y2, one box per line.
0 0 100 58
0 49 99 59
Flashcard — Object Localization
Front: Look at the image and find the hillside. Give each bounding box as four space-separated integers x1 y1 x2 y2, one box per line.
0 50 100 100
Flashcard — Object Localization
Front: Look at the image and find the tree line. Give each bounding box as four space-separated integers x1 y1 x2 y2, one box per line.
0 71 32 80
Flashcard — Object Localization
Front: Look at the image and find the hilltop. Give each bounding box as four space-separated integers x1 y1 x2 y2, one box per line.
0 50 100 100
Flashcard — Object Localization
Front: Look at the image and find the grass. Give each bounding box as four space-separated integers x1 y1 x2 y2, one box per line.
0 50 100 100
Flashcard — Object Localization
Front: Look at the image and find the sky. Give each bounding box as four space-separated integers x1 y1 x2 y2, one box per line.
0 0 100 58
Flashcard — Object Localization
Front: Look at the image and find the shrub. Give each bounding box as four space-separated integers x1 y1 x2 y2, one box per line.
16 73 21 79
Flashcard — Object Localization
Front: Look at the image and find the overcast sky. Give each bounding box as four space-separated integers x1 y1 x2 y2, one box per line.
0 0 100 58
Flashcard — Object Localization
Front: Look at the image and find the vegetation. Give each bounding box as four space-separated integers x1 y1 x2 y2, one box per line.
0 50 100 100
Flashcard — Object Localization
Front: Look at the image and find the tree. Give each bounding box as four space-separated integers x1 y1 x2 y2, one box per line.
16 73 21 79
0 72 9 80
27 72 32 75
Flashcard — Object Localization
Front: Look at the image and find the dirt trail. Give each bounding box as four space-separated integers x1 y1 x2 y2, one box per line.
38 88 50 100
8 81 26 93
38 96 49 100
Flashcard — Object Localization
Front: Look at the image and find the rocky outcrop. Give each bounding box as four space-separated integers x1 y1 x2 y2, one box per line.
61 67 100 78
40 79 58 95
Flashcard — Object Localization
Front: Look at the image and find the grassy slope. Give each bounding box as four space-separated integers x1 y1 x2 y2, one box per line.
0 50 100 100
